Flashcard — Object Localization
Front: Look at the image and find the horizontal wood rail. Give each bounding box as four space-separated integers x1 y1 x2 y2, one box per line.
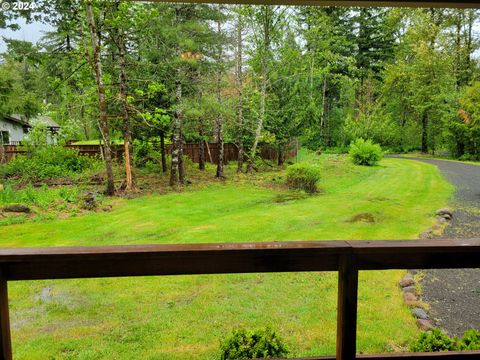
0 239 479 359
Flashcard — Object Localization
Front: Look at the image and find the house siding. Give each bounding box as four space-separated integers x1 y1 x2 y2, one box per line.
0 119 26 144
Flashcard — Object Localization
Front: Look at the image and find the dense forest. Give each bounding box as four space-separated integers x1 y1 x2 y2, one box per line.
1 2 479 193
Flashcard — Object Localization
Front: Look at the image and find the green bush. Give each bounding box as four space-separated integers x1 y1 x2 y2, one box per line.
411 329 458 352
348 138 383 166
220 328 288 360
286 162 321 193
0 146 97 182
459 330 480 350
412 329 480 352
133 141 161 168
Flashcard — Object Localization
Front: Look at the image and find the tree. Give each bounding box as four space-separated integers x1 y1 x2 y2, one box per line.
245 5 285 173
85 0 115 195
234 7 245 173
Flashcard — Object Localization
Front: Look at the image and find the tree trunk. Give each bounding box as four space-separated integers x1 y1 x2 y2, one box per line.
215 12 224 179
237 141 244 173
235 9 244 174
205 141 213 163
199 125 205 171
117 28 134 190
248 6 270 173
170 74 182 186
278 143 284 166
160 130 167 173
178 135 185 184
86 1 115 196
247 59 266 173
216 118 224 178
421 111 428 154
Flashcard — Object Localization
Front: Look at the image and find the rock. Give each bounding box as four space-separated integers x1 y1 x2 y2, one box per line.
102 205 112 212
409 270 418 275
436 208 453 218
403 286 417 296
82 192 97 210
399 273 415 288
412 308 429 320
2 204 31 213
437 216 448 223
420 228 432 239
417 319 434 331
403 292 418 306
40 286 53 302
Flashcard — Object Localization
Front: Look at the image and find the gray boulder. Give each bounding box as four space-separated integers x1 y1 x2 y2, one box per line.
436 208 453 219
412 308 429 320
2 204 31 213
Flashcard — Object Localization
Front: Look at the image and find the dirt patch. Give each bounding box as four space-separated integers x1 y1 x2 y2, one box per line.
273 192 310 203
347 213 375 223
368 196 390 202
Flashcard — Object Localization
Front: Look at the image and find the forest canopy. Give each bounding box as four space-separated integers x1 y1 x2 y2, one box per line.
1 2 479 192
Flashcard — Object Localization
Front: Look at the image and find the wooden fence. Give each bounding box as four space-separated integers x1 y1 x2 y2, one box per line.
0 238 479 359
1 142 297 164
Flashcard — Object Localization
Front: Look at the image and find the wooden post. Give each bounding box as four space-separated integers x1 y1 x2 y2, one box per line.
0 270 11 360
336 254 358 360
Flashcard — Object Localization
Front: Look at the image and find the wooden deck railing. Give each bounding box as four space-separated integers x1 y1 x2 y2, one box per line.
0 239 479 359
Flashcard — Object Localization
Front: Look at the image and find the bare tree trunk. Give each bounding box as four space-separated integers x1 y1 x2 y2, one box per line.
247 62 266 173
86 1 115 196
216 118 224 178
320 76 330 146
117 28 134 190
178 134 185 184
215 10 224 179
160 130 167 173
170 74 182 186
248 6 270 173
421 111 428 154
199 123 205 171
236 10 244 174
205 141 213 163
278 143 284 166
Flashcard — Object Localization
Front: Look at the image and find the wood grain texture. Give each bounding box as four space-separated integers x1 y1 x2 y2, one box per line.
0 239 478 280
336 255 359 360
0 239 479 359
0 272 11 360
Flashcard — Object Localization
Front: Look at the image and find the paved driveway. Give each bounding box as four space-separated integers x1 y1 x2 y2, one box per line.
405 157 480 336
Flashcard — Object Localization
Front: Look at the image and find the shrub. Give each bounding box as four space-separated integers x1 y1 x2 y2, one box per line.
0 146 97 182
0 184 81 209
459 330 480 350
411 329 458 352
133 141 161 168
220 328 288 360
348 138 383 166
286 162 321 193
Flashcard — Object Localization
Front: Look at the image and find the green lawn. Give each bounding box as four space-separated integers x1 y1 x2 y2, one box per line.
1 155 453 359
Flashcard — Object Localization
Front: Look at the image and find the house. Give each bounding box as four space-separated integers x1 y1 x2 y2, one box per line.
0 114 61 145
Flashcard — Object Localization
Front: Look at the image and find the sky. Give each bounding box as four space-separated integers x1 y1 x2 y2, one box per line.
0 18 51 52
